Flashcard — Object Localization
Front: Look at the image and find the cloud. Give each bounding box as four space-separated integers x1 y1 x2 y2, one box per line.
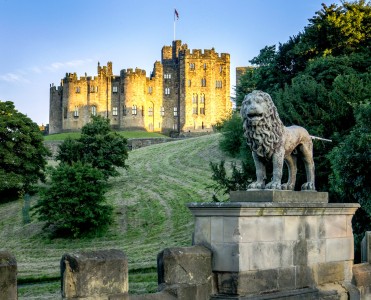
0 58 93 83
0 73 30 83
45 59 93 72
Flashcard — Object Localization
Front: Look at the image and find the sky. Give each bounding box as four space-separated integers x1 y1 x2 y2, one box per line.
0 0 341 125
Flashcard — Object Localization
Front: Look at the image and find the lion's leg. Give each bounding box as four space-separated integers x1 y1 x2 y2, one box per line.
248 152 266 189
265 149 284 190
299 142 316 191
282 155 297 190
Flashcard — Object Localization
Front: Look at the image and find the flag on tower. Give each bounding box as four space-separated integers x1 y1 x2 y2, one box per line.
174 9 179 20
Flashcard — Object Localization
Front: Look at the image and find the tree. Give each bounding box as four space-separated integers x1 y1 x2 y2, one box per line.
0 101 50 199
57 116 128 178
34 116 129 237
33 162 113 237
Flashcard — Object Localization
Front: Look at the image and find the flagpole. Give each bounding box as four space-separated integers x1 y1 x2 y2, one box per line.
173 9 176 41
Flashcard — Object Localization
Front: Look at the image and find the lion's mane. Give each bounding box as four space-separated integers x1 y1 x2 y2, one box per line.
241 91 285 159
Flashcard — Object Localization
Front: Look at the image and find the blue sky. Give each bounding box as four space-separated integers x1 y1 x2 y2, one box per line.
0 0 340 125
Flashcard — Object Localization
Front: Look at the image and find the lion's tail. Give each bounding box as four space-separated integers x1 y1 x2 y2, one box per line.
310 135 332 142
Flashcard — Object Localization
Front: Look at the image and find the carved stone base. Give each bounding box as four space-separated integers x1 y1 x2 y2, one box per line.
187 191 359 298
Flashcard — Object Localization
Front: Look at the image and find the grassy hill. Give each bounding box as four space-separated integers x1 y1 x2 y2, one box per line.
0 133 237 299
44 131 168 141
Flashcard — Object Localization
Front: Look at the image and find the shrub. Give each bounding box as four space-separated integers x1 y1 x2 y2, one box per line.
33 162 113 237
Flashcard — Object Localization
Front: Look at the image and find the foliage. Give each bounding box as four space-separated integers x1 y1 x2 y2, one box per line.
34 116 129 238
56 116 129 179
218 113 246 157
328 103 371 210
33 162 113 237
0 101 50 198
209 160 254 201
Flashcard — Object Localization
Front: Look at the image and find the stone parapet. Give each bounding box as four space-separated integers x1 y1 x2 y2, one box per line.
61 249 128 300
157 245 215 300
0 251 17 300
188 192 359 298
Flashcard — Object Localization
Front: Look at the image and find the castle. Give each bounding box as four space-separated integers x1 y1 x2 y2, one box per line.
49 40 231 134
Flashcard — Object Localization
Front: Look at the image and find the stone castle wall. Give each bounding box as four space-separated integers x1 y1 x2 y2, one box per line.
49 40 231 134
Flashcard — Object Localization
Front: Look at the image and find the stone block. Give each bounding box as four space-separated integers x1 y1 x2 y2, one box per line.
249 241 293 270
230 190 328 203
216 270 278 296
361 231 371 263
353 263 371 298
193 217 211 246
211 287 319 299
211 217 224 243
211 242 240 272
325 237 354 262
239 216 284 242
323 215 347 238
312 261 345 285
295 265 315 289
61 249 128 299
157 245 212 286
0 251 17 300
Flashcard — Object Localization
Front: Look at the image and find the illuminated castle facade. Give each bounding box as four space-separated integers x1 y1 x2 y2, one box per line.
49 40 231 134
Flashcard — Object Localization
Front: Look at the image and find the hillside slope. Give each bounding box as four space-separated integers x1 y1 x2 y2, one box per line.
0 133 237 296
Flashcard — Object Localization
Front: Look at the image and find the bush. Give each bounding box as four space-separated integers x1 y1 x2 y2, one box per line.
33 162 113 237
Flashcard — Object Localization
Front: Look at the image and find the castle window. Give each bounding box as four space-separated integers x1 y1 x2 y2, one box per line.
112 106 118 116
216 80 223 88
164 74 171 79
200 107 205 115
160 106 165 116
74 106 79 118
91 106 97 116
63 107 68 119
188 80 191 87
90 85 95 93
96 86 99 92
148 86 153 94
173 107 178 117
189 63 195 70
220 65 223 73
123 105 127 116
113 86 118 93
201 78 206 87
192 94 198 104
203 63 207 70
75 87 80 93
148 106 153 116
132 105 137 115
200 94 205 104
193 107 198 115
165 87 170 95
142 106 144 116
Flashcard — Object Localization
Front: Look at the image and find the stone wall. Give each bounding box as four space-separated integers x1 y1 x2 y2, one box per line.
44 138 176 158
0 251 17 300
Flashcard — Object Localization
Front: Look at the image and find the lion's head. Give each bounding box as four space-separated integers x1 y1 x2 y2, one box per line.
240 90 284 159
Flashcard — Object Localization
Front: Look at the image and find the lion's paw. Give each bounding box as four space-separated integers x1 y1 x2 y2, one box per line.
301 182 316 191
281 183 294 191
265 181 282 190
248 181 265 190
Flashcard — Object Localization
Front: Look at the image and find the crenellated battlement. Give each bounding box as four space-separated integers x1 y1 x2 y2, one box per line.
121 68 146 77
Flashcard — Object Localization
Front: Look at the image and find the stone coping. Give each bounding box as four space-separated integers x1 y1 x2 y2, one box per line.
230 190 328 203
187 202 360 217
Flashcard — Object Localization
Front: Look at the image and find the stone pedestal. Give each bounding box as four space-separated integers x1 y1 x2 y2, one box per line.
187 191 359 299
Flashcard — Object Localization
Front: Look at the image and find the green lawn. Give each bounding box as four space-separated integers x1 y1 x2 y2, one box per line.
44 130 168 141
0 133 238 298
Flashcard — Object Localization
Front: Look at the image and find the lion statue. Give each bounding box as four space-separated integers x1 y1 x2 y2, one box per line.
240 90 315 191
